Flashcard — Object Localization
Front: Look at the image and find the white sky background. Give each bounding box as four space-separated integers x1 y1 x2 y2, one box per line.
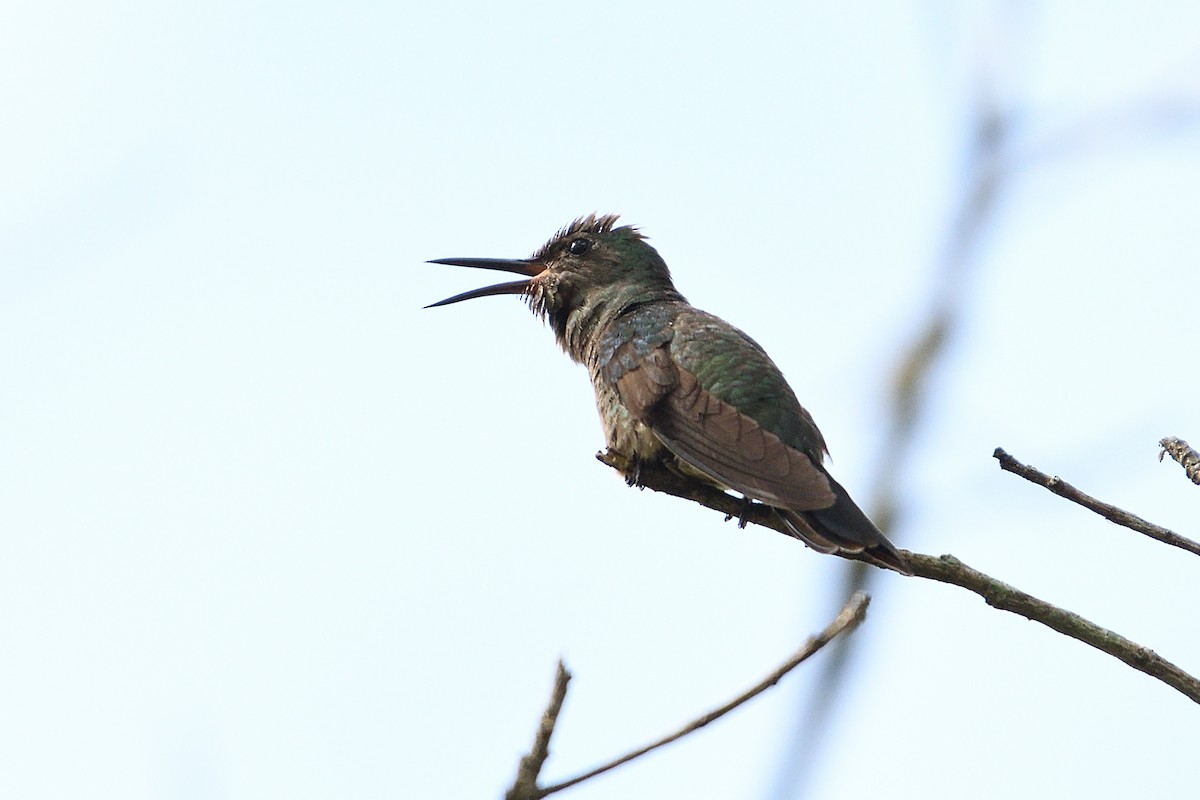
2 2 1199 798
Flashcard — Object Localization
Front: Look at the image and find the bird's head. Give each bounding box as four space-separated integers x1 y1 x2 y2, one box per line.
426 214 679 342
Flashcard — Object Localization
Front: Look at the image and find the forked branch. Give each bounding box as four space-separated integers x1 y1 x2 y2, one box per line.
597 450 1200 705
505 591 870 800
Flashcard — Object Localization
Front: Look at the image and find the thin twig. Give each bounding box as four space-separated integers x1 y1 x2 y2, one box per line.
994 447 1200 558
1160 436 1200 486
529 592 870 799
598 451 1200 705
506 661 572 800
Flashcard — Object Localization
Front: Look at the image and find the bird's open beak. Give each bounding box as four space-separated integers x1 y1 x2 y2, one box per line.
424 257 544 308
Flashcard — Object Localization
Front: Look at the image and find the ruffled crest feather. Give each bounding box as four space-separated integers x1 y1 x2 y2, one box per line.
531 213 642 259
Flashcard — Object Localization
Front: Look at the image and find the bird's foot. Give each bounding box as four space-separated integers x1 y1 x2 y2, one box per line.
624 455 645 488
723 495 756 529
600 449 645 488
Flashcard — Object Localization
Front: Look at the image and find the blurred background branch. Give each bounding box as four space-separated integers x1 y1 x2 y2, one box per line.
771 8 1200 797
770 35 1016 800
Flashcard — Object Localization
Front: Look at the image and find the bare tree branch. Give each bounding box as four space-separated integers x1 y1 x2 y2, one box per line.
597 450 1200 705
1159 436 1200 486
503 593 870 799
908 554 1200 703
506 661 572 800
994 447 1200 559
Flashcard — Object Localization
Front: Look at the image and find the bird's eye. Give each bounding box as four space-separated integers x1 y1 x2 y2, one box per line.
568 238 591 256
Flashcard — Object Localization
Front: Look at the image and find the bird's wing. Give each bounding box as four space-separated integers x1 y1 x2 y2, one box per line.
611 342 836 511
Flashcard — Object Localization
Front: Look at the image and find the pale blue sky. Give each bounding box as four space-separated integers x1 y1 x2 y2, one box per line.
3 2 1199 799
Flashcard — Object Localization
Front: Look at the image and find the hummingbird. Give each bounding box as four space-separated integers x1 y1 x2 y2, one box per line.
426 214 910 574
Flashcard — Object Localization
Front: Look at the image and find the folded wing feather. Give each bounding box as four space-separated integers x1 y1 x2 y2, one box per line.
614 344 836 512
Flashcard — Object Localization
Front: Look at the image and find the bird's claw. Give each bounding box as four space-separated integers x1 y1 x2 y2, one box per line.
625 456 644 488
603 449 645 488
723 496 755 528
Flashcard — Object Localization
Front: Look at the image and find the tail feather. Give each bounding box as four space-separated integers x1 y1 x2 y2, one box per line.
779 474 911 575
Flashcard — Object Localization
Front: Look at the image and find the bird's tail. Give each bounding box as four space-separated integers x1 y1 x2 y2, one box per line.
778 475 911 575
